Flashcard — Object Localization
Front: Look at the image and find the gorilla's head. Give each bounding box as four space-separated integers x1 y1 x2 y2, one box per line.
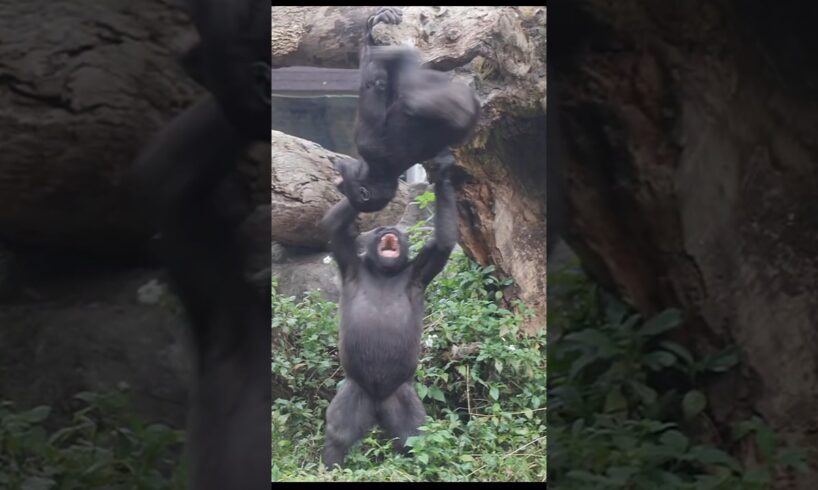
334 158 397 212
365 226 409 272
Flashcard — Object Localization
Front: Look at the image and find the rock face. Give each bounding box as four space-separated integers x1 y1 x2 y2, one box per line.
0 0 203 253
0 1 272 255
271 247 340 302
0 264 191 427
552 1 818 485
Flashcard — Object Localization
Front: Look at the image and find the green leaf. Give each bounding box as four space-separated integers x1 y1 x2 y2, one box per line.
569 353 597 379
682 390 707 419
429 386 446 402
706 346 740 373
604 388 627 413
742 467 771 485
659 340 694 365
460 454 475 462
494 360 503 374
24 406 51 423
612 435 637 450
416 384 428 400
489 387 500 400
417 453 430 465
523 409 533 420
642 351 677 370
604 298 630 325
21 477 55 490
755 422 776 461
628 381 657 405
659 430 689 453
778 448 809 472
606 466 637 485
688 446 741 472
638 309 683 337
564 329 617 356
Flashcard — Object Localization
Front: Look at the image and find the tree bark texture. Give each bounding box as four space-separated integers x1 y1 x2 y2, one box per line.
0 0 208 253
552 1 818 484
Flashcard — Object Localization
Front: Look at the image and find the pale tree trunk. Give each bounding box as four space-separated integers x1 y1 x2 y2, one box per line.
272 6 547 330
552 1 818 485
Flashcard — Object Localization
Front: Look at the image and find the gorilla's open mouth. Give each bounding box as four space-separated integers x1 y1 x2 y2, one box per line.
378 233 400 258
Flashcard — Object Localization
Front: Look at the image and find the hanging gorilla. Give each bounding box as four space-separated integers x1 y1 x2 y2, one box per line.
335 7 481 212
127 1 270 489
321 158 458 468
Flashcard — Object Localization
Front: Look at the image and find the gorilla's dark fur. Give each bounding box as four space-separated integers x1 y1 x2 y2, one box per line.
320 160 458 468
336 7 480 212
127 1 270 489
180 0 271 140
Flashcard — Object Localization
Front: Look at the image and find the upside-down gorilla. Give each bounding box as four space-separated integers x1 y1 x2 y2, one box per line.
321 158 458 468
335 7 481 212
127 1 270 489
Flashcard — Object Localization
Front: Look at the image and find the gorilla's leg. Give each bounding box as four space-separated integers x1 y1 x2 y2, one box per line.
392 67 478 132
323 379 377 468
376 382 426 455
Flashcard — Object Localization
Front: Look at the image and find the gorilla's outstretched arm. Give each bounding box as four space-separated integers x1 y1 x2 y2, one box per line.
320 197 361 280
412 164 458 287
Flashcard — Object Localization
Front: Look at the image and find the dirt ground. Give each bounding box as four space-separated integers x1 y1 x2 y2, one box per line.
0 253 191 429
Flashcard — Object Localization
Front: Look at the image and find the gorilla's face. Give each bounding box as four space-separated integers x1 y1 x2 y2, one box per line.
366 227 408 272
334 158 397 212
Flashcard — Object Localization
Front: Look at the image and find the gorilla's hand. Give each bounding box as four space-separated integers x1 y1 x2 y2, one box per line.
368 7 403 30
366 7 403 45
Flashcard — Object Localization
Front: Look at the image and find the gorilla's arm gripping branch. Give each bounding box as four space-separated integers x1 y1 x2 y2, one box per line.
321 197 361 279
413 173 457 287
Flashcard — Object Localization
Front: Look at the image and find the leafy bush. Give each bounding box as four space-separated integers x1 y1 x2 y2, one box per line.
0 386 185 490
271 192 546 482
548 257 809 489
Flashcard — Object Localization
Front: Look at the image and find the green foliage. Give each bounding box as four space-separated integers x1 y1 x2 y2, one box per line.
548 257 810 489
271 191 546 482
414 191 436 210
0 386 185 490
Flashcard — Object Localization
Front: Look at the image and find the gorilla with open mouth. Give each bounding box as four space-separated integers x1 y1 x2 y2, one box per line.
319 157 458 468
